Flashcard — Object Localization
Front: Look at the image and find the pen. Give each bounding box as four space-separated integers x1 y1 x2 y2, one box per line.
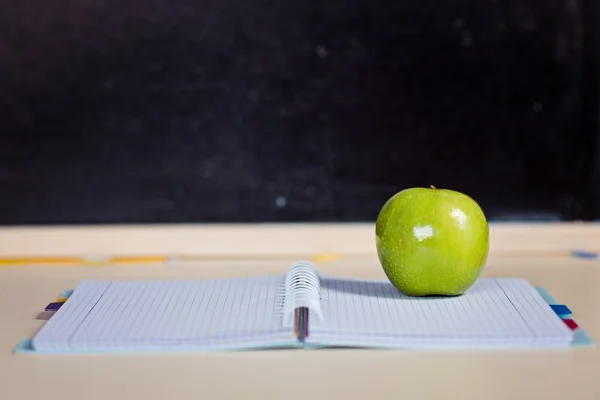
0 253 343 267
0 256 169 267
294 307 309 342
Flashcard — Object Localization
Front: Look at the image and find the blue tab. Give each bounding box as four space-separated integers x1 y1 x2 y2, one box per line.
550 304 571 316
571 250 598 260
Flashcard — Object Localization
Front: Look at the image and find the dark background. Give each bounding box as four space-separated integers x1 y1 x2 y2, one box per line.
1 0 599 224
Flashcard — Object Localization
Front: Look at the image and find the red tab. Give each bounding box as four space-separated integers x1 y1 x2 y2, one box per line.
563 319 579 331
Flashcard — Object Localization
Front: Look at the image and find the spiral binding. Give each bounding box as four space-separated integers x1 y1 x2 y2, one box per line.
282 260 323 327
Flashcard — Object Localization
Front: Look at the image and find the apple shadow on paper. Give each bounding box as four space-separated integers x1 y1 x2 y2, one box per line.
320 277 464 300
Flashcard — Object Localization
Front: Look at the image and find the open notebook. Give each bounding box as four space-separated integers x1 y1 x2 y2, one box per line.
17 261 586 353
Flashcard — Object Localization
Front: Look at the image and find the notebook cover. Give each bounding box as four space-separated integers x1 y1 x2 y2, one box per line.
14 286 594 354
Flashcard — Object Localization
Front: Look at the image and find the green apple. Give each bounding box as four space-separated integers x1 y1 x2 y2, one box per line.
375 186 489 297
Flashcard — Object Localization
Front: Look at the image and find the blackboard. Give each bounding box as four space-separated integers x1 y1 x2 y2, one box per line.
1 0 599 224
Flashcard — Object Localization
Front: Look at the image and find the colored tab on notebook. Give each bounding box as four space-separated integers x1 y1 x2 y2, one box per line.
55 298 67 303
36 311 56 320
45 302 64 312
562 319 579 331
550 304 571 316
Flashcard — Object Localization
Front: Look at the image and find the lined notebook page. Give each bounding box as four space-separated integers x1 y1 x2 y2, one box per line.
32 276 295 352
308 277 574 348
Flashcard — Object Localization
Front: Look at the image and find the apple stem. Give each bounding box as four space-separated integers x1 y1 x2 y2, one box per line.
430 185 436 189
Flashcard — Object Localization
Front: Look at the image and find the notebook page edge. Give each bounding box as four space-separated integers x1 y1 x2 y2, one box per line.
31 280 113 352
492 277 574 343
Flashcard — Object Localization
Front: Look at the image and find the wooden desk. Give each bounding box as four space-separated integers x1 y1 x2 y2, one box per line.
1 223 599 399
